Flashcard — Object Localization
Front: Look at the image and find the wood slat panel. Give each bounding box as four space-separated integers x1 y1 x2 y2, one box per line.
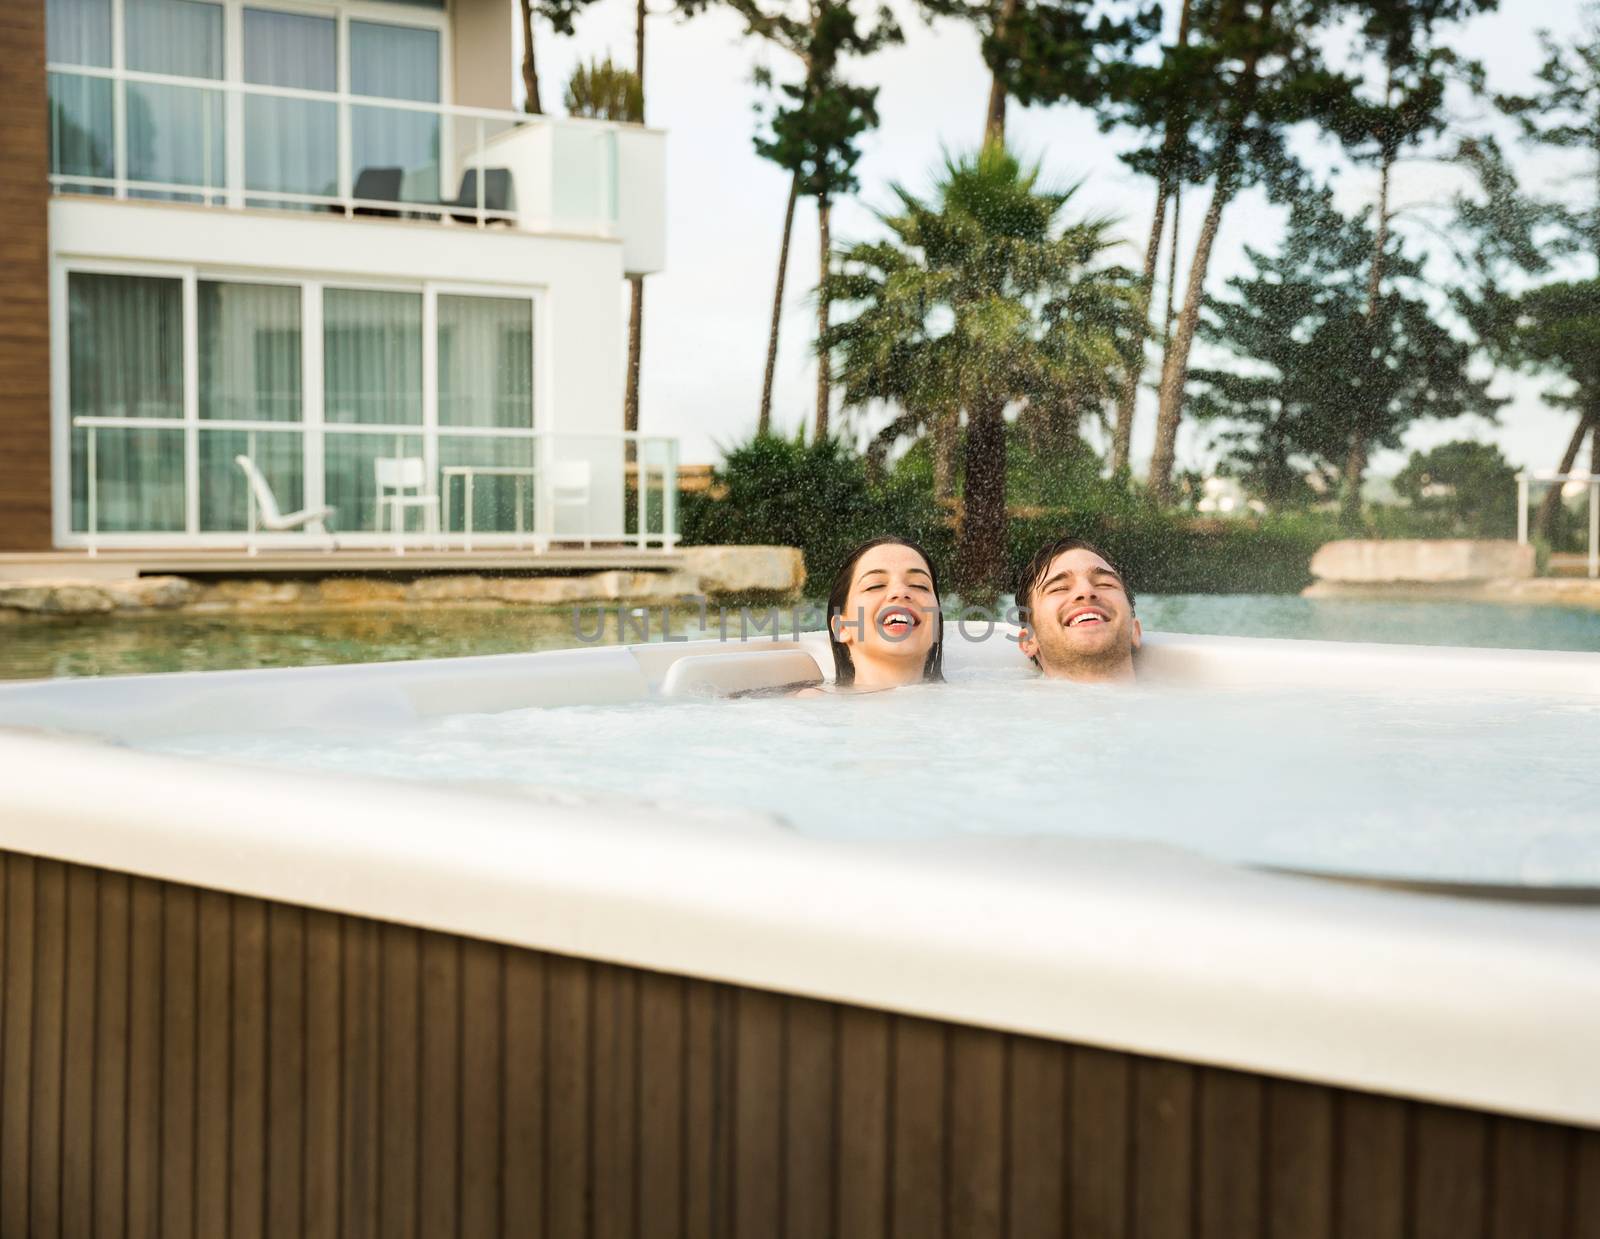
1264 1078 1334 1239
681 979 721 1239
460 937 505 1239
161 884 198 1239
783 996 837 1239
1573 1128 1600 1239
1489 1117 1568 1239
379 923 421 1239
947 1025 1006 1239
637 971 685 1239
1336 1091 1407 1239
126 878 163 1239
418 931 461 1237
502 949 546 1239
1129 1058 1194 1239
545 953 592 1239
835 1006 891 1239
266 904 306 1237
230 897 268 1239
1 851 1597 1239
1196 1068 1263 1239
732 987 784 1237
340 919 382 1239
890 1016 946 1239
195 890 233 1238
30 862 66 1239
2 855 36 1238
60 866 98 1239
593 963 639 1239
1006 1037 1066 1239
1069 1046 1131 1239
1411 1104 1488 1239
93 872 131 1239
304 910 343 1239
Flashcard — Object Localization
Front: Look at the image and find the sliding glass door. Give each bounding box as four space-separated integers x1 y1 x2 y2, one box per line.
323 288 425 532
197 281 305 531
67 272 186 532
63 268 541 544
242 7 338 206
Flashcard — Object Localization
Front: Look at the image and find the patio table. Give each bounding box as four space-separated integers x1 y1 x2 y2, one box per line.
441 465 542 551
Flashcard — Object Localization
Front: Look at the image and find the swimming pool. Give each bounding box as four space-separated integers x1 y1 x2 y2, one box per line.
2 591 1597 681
1 627 1597 1234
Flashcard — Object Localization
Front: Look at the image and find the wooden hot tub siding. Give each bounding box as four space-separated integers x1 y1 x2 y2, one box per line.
0 852 1596 1239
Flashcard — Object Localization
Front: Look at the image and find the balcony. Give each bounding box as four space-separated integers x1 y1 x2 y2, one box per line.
46 64 666 275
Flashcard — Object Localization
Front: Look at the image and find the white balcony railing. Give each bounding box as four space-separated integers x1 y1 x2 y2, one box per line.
72 416 680 554
46 63 632 237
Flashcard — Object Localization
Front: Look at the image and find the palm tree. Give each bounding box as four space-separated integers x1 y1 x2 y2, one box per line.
826 145 1140 593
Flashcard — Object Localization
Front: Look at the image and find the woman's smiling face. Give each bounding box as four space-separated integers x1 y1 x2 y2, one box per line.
834 542 939 672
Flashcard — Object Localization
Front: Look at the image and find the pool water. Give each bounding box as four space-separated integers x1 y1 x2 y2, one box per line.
145 668 1600 886
3 594 1599 681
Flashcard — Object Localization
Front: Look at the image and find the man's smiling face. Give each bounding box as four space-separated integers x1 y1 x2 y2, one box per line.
1018 547 1141 681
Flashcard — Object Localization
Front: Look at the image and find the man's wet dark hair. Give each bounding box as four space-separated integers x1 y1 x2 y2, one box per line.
1014 536 1136 627
826 536 945 687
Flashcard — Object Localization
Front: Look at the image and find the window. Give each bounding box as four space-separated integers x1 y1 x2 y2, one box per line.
323 288 426 527
68 272 186 532
125 0 226 200
198 282 304 531
243 8 339 201
438 295 536 532
350 20 443 205
47 0 112 184
46 1 449 207
64 271 539 542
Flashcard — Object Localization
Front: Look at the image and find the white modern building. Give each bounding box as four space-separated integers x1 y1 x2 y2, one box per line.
2 0 672 556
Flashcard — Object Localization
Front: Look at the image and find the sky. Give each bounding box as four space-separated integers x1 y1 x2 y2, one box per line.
520 0 1596 478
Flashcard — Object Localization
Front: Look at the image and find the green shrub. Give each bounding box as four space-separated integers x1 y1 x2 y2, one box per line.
684 433 1332 598
679 433 951 590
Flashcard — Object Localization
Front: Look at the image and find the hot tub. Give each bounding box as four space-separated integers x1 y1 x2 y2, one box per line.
0 629 1597 1238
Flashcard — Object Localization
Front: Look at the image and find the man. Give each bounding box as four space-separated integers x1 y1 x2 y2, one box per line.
1014 537 1140 682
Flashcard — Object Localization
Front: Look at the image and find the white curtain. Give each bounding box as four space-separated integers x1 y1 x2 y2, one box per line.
324 289 424 530
437 295 533 429
47 0 110 63
437 295 535 532
243 7 337 202
350 20 441 203
324 289 423 425
125 0 225 198
68 273 186 532
47 0 113 183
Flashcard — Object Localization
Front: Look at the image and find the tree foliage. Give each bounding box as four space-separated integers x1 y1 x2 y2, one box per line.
1192 193 1497 510
824 145 1141 591
1393 440 1517 536
564 57 645 122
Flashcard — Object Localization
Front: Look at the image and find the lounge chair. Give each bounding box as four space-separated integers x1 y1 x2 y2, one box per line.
235 455 337 555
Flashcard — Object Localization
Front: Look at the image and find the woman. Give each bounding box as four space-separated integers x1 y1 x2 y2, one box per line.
800 536 945 694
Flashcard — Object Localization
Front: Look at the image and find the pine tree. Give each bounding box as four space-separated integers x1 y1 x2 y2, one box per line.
1191 194 1497 511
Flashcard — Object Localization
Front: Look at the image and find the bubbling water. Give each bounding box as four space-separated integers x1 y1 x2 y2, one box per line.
142 665 1600 886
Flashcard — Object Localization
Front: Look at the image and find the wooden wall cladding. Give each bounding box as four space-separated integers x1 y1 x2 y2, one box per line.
1 851 1597 1238
0 0 55 551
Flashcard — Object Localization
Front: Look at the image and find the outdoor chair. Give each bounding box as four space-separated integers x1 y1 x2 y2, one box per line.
443 168 515 225
374 456 441 555
350 166 404 218
547 459 593 549
234 455 337 555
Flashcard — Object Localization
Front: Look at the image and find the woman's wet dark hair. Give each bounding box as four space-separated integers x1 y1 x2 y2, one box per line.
826 536 945 686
